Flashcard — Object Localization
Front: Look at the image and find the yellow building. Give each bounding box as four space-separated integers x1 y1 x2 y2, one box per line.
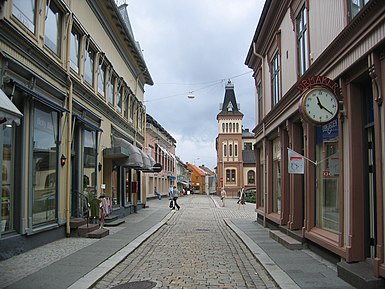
0 0 153 259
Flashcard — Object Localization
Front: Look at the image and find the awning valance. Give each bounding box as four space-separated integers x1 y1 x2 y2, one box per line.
0 88 23 125
103 137 144 169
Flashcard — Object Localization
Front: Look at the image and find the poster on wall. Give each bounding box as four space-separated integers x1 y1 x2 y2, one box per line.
288 148 305 174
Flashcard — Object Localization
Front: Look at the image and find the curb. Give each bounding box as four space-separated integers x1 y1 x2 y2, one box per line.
224 219 300 289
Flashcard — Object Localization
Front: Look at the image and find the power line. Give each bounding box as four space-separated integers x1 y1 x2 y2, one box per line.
144 70 252 102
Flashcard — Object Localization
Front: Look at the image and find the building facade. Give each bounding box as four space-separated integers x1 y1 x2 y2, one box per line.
145 114 177 198
0 0 154 259
186 163 205 194
216 80 256 198
245 0 385 285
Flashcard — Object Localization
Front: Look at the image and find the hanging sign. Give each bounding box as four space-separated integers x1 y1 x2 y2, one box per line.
288 148 305 174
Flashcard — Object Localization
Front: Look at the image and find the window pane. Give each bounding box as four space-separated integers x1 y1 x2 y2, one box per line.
315 120 339 232
85 49 94 85
272 139 281 214
13 0 36 33
2 126 14 233
98 65 105 96
45 1 62 56
108 76 114 105
70 29 80 73
117 88 122 113
83 130 96 195
32 106 58 225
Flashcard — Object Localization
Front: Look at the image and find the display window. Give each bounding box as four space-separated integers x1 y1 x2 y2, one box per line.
315 120 339 233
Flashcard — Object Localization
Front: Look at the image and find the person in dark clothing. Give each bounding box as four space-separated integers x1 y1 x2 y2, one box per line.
172 186 180 210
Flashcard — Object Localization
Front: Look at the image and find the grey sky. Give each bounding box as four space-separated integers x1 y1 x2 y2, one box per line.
128 0 265 170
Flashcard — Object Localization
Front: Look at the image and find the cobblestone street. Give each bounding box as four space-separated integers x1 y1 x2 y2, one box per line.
93 195 278 289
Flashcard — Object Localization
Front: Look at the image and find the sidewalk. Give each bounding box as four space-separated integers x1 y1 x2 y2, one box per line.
0 195 354 289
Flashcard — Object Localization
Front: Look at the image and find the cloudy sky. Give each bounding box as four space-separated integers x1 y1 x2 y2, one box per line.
127 0 265 170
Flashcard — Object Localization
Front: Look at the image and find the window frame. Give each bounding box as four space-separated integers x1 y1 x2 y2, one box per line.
44 0 63 57
271 51 281 106
296 5 309 77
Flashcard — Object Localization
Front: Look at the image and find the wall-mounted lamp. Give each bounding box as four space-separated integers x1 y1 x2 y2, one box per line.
98 162 102 172
60 154 67 167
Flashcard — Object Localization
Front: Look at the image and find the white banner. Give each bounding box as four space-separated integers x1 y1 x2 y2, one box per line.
288 148 304 174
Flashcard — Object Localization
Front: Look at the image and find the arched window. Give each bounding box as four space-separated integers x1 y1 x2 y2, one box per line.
229 122 232 132
223 144 227 157
222 123 225 132
236 123 239 132
234 144 238 157
247 170 255 184
229 144 233 157
226 123 228 132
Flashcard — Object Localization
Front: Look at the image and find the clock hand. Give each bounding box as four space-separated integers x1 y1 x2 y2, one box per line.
316 97 324 109
316 96 334 115
323 106 334 115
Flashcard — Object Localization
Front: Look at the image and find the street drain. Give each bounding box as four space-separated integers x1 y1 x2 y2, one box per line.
110 280 157 289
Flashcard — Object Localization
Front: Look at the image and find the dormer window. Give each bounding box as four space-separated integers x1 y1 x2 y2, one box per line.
227 102 233 111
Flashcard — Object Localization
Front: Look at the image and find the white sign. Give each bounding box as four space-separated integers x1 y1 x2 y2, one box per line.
288 148 304 174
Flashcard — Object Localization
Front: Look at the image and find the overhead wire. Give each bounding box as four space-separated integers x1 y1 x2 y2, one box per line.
144 70 252 102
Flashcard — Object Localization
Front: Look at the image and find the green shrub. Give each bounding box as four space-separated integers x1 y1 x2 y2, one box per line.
245 190 256 203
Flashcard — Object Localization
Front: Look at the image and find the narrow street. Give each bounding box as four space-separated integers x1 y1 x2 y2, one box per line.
93 195 278 289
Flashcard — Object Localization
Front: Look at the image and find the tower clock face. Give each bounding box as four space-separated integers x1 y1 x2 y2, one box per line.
300 87 339 125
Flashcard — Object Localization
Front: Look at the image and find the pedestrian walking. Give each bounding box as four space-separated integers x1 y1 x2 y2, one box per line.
154 187 161 200
168 185 173 200
237 187 245 209
168 185 174 208
172 186 180 210
220 188 226 207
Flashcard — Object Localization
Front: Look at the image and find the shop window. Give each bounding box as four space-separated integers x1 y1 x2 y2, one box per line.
315 120 339 233
83 129 96 195
272 138 281 214
32 105 59 225
296 5 309 77
70 28 80 73
247 170 255 184
2 126 14 233
12 0 36 33
44 1 62 56
271 52 281 106
259 158 264 209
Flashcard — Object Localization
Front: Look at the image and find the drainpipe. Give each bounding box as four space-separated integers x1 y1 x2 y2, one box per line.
65 11 73 237
65 76 73 237
253 42 267 227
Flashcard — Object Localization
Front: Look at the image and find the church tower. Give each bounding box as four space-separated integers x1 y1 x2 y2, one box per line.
216 80 243 198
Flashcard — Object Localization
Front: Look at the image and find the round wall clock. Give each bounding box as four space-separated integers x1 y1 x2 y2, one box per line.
299 87 339 125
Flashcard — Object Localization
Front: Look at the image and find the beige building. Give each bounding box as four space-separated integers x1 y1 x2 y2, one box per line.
245 0 385 286
145 114 177 198
0 0 154 259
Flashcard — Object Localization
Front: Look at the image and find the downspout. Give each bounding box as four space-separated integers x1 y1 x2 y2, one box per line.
253 42 267 227
65 76 73 237
65 12 73 237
